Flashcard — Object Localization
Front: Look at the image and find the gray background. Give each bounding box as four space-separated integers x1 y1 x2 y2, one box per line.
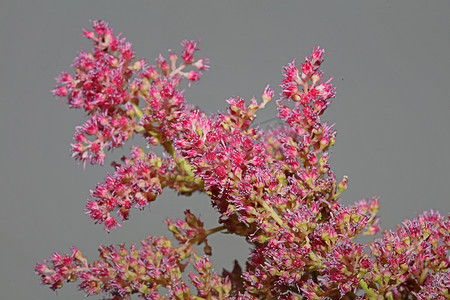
1 1 449 299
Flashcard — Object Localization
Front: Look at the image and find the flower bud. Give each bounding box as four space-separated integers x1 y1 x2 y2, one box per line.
311 72 320 85
337 176 348 195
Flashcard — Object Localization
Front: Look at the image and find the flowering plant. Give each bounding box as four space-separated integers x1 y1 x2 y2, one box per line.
36 21 449 299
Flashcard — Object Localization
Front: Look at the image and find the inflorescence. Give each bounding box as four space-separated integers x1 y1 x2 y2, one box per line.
36 21 449 299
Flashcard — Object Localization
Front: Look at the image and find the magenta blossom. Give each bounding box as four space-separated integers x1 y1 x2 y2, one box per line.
37 21 449 299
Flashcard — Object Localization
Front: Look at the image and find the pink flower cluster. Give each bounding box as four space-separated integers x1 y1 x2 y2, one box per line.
37 21 449 299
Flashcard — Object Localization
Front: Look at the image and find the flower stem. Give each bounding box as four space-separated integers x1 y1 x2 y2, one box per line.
359 279 377 299
131 103 143 119
257 198 285 229
205 225 226 236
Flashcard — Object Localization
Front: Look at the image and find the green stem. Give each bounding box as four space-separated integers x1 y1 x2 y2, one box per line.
162 141 176 158
131 103 143 119
179 226 226 258
205 225 226 236
359 279 378 299
257 198 285 229
130 103 146 132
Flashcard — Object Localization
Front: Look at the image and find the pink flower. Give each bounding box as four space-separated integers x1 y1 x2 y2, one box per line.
39 21 450 299
193 57 210 71
180 39 201 64
187 70 201 82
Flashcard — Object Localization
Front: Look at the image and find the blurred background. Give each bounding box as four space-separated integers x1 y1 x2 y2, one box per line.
0 1 449 299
